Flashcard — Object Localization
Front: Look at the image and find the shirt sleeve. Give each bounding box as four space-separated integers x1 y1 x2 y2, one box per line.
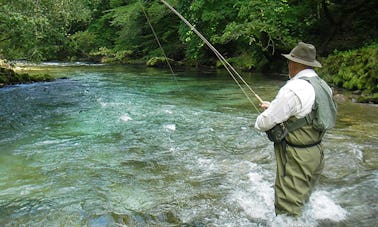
254 86 301 132
254 77 316 132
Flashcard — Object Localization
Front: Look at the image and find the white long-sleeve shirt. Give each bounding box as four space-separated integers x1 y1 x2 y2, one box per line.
255 69 318 132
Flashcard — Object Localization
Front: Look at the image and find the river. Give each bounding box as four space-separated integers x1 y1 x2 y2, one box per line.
0 63 377 226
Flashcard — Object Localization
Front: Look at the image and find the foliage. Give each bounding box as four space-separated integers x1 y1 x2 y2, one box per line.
90 47 133 63
1 0 376 64
0 0 377 98
309 0 378 54
68 31 98 60
146 57 175 67
78 0 182 63
0 0 100 61
218 1 296 53
0 0 376 101
176 0 239 63
318 44 378 102
220 53 261 71
174 0 326 70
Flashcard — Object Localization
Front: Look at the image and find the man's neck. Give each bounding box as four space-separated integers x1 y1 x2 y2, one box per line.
290 66 312 79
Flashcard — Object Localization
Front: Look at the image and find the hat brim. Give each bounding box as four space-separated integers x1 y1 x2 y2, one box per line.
282 53 322 68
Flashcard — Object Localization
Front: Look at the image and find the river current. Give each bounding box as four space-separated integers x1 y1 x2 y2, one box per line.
0 64 377 226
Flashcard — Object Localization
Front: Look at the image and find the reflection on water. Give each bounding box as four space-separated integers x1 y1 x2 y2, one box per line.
0 64 377 226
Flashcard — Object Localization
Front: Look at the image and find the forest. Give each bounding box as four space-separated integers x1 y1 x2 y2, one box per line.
0 0 377 102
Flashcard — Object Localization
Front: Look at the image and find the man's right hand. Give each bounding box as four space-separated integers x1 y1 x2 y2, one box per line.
259 101 270 110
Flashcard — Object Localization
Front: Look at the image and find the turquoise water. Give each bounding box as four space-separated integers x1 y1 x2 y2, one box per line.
0 64 377 226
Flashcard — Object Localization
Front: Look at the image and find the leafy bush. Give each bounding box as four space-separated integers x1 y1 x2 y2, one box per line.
68 31 98 59
90 47 133 63
319 44 378 102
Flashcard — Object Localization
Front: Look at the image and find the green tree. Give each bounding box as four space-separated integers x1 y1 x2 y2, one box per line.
311 0 378 54
1 0 376 69
0 0 96 61
176 0 240 65
88 0 182 63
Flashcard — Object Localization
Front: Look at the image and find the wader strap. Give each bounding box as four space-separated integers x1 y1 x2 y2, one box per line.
282 140 288 177
285 139 321 148
286 111 316 132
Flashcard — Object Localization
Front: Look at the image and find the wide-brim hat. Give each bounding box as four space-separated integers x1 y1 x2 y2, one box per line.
282 42 322 68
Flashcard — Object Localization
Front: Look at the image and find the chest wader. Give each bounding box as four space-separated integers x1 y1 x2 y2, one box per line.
273 120 325 216
267 76 336 216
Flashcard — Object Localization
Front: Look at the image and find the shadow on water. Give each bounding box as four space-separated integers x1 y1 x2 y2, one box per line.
0 64 377 226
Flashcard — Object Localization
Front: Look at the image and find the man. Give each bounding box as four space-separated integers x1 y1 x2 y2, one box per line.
255 42 337 216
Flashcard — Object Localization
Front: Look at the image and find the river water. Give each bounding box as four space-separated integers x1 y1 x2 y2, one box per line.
0 64 377 226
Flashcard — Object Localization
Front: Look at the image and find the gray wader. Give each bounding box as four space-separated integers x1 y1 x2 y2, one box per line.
274 118 325 216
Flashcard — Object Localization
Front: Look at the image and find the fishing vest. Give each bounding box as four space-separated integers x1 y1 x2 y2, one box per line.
267 76 337 144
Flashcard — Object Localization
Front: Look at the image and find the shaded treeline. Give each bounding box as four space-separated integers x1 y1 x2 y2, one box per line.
0 0 377 100
0 0 375 66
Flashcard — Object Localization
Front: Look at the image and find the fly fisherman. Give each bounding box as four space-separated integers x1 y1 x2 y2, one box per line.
255 42 337 216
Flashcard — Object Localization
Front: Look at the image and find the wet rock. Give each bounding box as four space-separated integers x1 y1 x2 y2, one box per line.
333 94 347 102
352 90 362 95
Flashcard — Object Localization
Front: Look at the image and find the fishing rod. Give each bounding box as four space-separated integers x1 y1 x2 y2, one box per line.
158 0 264 110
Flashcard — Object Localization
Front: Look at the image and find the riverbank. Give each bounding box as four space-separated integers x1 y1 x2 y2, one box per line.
332 87 376 105
0 60 54 87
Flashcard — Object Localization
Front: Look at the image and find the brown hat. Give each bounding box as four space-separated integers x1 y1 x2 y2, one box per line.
282 42 322 68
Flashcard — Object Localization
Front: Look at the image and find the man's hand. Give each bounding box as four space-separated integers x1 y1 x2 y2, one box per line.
259 101 270 110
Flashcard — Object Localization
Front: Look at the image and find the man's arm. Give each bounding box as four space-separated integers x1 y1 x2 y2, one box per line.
255 89 301 131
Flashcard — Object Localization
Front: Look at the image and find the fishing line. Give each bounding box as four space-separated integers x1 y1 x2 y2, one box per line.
213 50 261 113
159 0 263 113
139 1 180 88
141 0 263 112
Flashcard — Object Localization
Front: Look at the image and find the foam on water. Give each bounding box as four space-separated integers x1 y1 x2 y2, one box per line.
269 190 348 226
163 123 176 131
120 114 132 122
226 162 275 222
306 190 348 221
225 161 348 226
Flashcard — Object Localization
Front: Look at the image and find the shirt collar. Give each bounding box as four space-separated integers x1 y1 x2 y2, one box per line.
292 69 317 80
